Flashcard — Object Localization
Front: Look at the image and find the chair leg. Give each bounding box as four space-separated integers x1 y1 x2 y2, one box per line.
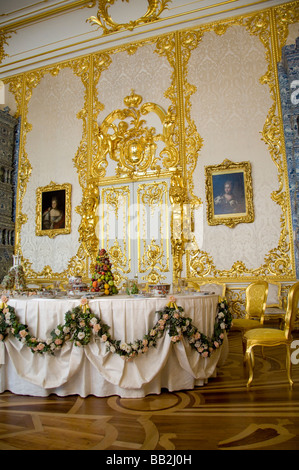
286 344 293 389
246 347 254 388
242 336 246 364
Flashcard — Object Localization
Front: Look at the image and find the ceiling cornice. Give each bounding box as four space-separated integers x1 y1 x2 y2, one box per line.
0 0 95 31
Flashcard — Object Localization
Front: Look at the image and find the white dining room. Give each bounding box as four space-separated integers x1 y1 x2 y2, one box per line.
0 0 298 452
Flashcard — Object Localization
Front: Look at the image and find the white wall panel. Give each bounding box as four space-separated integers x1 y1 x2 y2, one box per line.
21 67 84 272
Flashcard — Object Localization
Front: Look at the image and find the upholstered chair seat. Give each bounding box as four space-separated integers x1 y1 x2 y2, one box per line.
232 318 264 331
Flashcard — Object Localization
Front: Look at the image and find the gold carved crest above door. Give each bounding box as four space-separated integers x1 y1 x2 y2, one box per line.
91 89 178 180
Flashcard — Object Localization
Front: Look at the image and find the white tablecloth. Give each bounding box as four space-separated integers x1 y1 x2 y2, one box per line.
0 294 228 398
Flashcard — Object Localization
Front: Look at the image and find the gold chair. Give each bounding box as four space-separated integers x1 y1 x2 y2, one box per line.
244 281 299 389
231 281 268 333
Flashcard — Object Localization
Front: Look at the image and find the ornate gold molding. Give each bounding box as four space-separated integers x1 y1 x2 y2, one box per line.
12 58 92 282
87 0 171 35
8 1 298 285
0 30 14 64
184 5 298 281
274 0 299 58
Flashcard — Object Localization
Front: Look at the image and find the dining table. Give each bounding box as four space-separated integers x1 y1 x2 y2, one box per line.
0 293 228 398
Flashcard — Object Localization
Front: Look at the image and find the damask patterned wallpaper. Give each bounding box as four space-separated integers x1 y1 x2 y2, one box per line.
22 68 84 273
189 25 278 270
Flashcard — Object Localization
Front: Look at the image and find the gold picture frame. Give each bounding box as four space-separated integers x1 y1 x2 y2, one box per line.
36 181 72 238
205 159 254 228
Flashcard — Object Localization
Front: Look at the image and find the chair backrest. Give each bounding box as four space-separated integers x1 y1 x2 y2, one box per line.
284 282 299 339
245 280 268 320
189 281 226 297
267 281 283 308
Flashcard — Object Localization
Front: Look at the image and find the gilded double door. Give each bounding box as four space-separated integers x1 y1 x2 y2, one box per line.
98 179 172 286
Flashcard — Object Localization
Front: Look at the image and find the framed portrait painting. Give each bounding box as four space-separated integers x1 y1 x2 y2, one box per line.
35 181 71 238
205 159 254 228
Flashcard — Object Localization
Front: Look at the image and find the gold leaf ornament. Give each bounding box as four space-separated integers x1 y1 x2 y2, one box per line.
87 0 171 35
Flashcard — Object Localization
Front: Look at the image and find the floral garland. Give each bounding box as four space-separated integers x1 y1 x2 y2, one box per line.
0 295 232 360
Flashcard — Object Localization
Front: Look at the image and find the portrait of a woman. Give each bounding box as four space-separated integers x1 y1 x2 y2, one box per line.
42 191 65 230
213 173 246 216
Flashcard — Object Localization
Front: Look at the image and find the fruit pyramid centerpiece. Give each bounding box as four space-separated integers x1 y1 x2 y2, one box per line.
90 248 118 295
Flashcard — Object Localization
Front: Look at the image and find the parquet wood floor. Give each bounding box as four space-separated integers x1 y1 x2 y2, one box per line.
1 329 299 450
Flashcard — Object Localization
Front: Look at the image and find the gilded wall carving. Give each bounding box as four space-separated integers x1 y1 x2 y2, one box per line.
87 0 171 35
91 89 177 179
2 2 298 285
0 31 14 63
8 61 91 281
183 4 298 281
